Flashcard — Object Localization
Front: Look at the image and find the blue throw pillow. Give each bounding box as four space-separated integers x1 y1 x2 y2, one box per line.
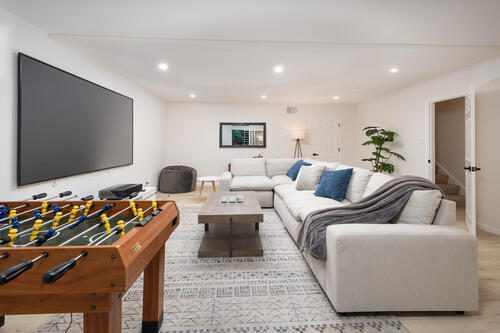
314 168 353 201
286 160 312 181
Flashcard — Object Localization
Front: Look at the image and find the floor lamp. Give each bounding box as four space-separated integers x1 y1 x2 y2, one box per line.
291 130 305 158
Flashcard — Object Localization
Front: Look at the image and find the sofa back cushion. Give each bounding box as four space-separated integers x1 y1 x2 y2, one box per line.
363 173 394 198
231 158 267 176
266 158 297 177
336 164 373 203
314 168 353 201
394 190 443 225
295 165 325 190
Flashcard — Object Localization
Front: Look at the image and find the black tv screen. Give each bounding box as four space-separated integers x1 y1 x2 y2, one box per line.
18 53 133 186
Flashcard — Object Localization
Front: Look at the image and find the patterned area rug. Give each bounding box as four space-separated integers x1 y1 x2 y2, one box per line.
37 205 409 333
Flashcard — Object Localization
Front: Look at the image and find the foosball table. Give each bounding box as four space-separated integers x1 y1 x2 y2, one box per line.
0 197 179 333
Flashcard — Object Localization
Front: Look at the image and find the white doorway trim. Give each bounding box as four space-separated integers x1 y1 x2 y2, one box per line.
426 91 476 235
425 93 468 181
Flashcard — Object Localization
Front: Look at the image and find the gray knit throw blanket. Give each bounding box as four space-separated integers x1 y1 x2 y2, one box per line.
297 176 444 261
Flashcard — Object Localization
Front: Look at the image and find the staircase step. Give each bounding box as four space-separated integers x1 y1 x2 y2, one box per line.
447 194 466 208
438 183 460 195
435 173 449 184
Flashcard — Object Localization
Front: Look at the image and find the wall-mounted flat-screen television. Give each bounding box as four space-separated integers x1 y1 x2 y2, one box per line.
17 53 133 186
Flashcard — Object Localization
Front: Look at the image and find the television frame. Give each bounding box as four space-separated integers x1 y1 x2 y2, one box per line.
17 53 134 186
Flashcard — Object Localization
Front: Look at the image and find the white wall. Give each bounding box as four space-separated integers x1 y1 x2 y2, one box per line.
476 83 500 235
0 7 168 200
356 56 500 234
435 97 465 185
163 103 357 176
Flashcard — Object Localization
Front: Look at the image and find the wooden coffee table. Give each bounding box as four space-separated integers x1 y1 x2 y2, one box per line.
198 191 264 258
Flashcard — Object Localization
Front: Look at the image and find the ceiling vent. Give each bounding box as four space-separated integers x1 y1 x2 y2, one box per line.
286 106 298 114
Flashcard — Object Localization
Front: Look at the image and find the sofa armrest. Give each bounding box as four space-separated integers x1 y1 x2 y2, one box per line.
325 224 478 312
220 171 232 191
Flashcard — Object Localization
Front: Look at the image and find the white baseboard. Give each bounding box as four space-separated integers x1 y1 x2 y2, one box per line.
477 222 500 236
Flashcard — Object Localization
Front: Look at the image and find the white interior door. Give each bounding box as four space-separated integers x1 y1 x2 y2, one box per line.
309 117 341 162
465 95 477 235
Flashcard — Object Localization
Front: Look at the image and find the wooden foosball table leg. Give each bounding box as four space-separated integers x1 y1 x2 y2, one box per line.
0 314 4 327
142 244 165 333
83 293 122 333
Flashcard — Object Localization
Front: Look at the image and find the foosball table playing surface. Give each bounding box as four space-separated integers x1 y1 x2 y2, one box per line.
0 199 179 333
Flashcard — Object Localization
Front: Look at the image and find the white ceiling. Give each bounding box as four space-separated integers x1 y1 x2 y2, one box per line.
3 0 500 103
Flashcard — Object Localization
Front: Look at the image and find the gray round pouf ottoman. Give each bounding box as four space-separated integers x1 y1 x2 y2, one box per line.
158 166 197 193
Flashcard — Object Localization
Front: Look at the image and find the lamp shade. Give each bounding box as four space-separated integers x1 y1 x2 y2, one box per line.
290 129 306 140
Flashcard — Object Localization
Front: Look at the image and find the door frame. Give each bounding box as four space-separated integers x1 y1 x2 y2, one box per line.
425 93 469 181
425 91 475 235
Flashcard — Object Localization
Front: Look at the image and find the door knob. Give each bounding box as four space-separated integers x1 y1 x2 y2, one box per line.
464 166 481 172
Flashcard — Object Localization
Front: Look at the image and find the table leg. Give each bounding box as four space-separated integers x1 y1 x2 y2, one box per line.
255 223 259 231
83 293 121 333
198 181 205 197
211 181 216 192
142 245 165 333
204 223 209 232
0 314 4 327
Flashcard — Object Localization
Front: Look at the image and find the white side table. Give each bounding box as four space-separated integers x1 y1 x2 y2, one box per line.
198 176 221 197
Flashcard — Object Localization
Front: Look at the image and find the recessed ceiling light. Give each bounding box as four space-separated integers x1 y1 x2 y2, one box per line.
389 67 399 73
189 93 196 99
273 65 284 74
158 63 168 71
333 96 340 100
261 94 267 99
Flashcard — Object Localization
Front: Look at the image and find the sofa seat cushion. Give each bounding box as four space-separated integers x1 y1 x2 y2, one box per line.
274 183 297 198
336 164 373 203
271 175 293 186
283 190 350 221
230 176 275 191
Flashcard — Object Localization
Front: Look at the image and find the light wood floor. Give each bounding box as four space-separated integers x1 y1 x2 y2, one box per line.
1 187 499 333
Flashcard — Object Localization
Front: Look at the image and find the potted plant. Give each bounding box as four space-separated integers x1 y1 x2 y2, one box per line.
361 126 405 174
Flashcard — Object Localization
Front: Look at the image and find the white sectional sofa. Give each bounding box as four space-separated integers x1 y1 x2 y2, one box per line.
220 158 478 313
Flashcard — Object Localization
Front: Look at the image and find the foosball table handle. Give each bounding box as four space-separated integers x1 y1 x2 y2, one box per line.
42 251 88 284
0 252 48 285
81 195 94 201
58 191 72 198
32 193 47 200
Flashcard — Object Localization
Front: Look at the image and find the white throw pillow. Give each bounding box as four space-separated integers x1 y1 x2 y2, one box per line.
295 165 325 191
363 173 394 198
394 190 442 225
336 164 373 203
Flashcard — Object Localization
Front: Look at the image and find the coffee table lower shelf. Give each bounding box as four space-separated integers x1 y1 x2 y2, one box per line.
198 220 263 258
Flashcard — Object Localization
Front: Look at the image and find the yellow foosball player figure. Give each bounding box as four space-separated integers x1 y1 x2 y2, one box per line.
6 229 17 247
129 200 138 216
51 212 63 229
138 208 144 222
68 205 79 224
117 220 125 237
30 219 43 241
8 210 16 224
101 214 112 234
41 201 48 214
83 201 93 216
